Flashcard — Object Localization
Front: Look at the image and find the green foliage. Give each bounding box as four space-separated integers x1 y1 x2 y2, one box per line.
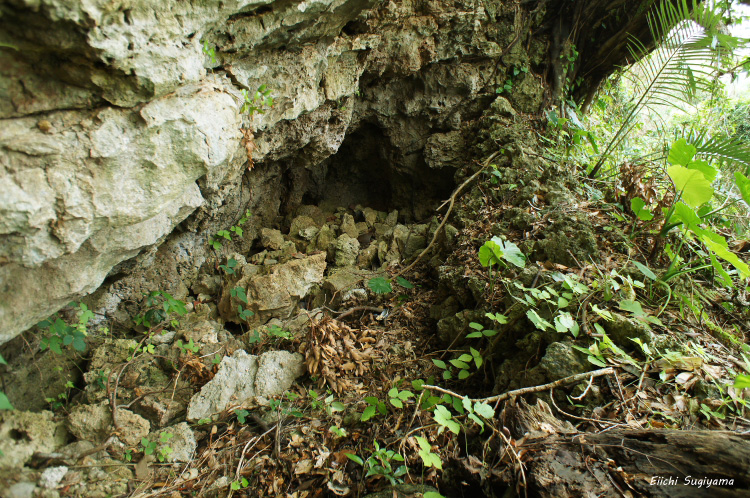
415 436 442 470
211 210 251 250
134 291 187 330
235 409 249 424
231 478 250 491
478 236 526 269
0 354 12 411
219 257 238 275
241 85 274 115
368 277 393 294
361 396 387 421
176 338 200 355
141 432 174 462
38 302 92 354
387 387 414 408
589 0 739 178
346 441 407 486
202 40 217 64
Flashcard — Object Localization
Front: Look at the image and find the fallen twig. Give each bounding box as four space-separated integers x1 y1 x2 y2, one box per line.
395 150 501 278
422 367 615 405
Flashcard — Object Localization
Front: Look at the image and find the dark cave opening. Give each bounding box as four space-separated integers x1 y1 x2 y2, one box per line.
300 121 457 222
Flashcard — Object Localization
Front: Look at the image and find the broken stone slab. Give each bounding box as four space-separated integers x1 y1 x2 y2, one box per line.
67 401 150 447
334 234 360 267
187 349 305 421
219 252 327 324
39 466 68 489
152 422 196 463
0 411 68 468
340 213 359 239
260 228 285 250
539 342 590 381
289 215 318 240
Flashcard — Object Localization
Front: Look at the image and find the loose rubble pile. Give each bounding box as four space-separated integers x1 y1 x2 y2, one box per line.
0 204 439 497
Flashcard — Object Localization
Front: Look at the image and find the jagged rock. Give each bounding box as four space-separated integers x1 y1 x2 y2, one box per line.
385 210 399 227
187 349 305 420
2 348 82 412
0 411 67 468
340 214 359 239
603 312 656 348
539 342 590 381
220 253 327 324
191 274 222 296
255 351 306 401
5 482 37 498
180 316 226 345
260 228 285 250
39 466 68 489
334 234 361 267
154 423 196 463
311 225 337 260
67 402 150 447
187 350 258 421
289 216 318 240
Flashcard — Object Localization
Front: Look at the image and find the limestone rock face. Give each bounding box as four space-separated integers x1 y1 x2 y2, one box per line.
1 0 538 341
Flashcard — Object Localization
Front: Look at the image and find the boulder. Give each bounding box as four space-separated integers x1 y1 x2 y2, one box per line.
0 411 67 468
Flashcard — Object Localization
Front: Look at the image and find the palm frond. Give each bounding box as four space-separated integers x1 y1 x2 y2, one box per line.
589 0 727 178
686 128 750 175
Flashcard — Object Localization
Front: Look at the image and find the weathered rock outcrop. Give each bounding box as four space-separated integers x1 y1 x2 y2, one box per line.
1 0 536 342
1 0 652 342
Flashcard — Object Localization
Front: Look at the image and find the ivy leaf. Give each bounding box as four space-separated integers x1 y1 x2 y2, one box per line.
432 359 447 369
671 202 701 231
368 277 392 294
473 401 495 419
667 165 713 208
361 405 377 422
630 197 653 221
687 159 717 183
632 261 657 281
433 405 461 434
526 309 552 331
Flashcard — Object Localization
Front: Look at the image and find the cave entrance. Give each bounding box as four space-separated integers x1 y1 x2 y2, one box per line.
302 122 457 222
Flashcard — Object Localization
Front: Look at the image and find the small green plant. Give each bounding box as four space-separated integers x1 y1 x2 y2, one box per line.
134 291 187 330
361 395 388 421
202 40 217 64
0 354 12 411
231 477 250 491
235 409 250 424
45 380 75 410
219 257 238 275
38 302 93 354
346 441 408 486
387 386 414 408
211 210 251 250
432 348 483 381
241 85 274 115
330 425 347 437
308 389 346 415
141 432 174 462
414 436 442 470
367 276 413 295
176 338 200 355
269 392 304 418
230 286 255 321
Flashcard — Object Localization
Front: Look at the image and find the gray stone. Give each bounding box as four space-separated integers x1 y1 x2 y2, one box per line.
5 482 36 498
39 466 68 489
312 224 337 260
0 411 68 468
67 402 149 447
221 253 327 324
340 214 359 238
255 351 306 400
289 216 318 240
334 234 360 267
539 342 590 381
260 228 285 250
187 349 306 419
603 313 655 349
155 423 196 463
187 350 258 421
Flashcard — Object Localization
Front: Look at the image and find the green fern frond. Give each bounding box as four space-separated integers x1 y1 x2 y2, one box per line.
685 129 750 175
589 0 729 178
